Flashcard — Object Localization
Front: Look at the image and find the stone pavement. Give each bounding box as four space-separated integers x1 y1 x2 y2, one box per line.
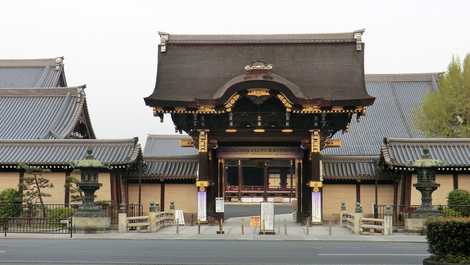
1 214 426 242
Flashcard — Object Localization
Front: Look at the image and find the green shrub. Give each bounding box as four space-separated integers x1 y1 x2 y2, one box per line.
448 189 470 216
0 189 22 221
426 217 470 263
47 208 74 222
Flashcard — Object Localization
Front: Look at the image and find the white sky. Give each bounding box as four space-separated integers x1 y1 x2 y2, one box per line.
1 0 469 144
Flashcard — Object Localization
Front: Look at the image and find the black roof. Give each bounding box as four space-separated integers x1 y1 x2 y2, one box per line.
0 57 67 88
381 138 470 170
321 155 387 181
0 138 141 168
0 86 95 139
323 73 439 155
145 31 374 107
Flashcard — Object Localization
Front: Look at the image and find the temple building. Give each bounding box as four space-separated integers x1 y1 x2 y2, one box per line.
0 58 187 212
1 33 470 225
144 31 470 223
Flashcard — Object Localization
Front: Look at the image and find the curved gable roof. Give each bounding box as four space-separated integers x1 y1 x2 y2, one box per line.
0 86 95 139
0 57 67 88
145 31 374 107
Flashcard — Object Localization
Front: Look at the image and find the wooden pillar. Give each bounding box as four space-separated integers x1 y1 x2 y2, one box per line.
18 170 24 203
296 159 302 223
373 178 378 218
393 181 399 224
404 173 412 206
208 148 218 218
64 171 71 206
120 174 127 207
263 161 268 202
116 171 122 205
218 159 224 198
197 130 210 222
289 160 294 201
238 160 243 201
301 149 312 221
309 129 322 223
356 181 361 203
453 173 459 190
160 182 165 211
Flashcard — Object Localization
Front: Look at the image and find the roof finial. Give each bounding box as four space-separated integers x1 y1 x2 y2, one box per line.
55 57 64 71
159 32 170 53
353 29 365 51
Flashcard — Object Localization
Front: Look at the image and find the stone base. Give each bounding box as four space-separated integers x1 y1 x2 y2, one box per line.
73 216 111 232
404 218 426 232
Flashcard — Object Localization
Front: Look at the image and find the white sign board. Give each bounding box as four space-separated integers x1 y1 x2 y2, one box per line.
215 197 224 213
197 191 207 222
175 209 185 225
311 191 322 223
260 202 275 232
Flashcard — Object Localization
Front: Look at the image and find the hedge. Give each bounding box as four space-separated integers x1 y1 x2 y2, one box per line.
426 217 470 264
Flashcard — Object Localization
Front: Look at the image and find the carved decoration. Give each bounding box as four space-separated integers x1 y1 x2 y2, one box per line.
325 138 342 148
311 130 321 153
276 94 293 112
153 107 164 114
198 131 208 153
174 106 186 113
198 105 216 113
224 94 240 112
331 106 344 112
179 138 194 147
309 181 323 192
301 105 321 113
244 61 273 72
247 88 270 97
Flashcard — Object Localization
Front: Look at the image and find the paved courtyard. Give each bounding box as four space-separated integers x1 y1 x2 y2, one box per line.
2 213 425 242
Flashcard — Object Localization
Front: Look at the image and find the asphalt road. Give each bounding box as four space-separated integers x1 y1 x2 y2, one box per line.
0 239 429 265
224 204 294 219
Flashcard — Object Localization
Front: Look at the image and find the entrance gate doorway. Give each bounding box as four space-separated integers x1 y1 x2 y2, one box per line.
223 159 296 203
215 146 303 221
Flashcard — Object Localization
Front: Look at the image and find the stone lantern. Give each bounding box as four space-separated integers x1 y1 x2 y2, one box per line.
72 148 111 230
410 148 445 217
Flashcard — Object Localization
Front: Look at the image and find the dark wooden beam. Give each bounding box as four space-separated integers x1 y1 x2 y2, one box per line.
64 171 70 206
356 181 361 203
238 160 242 201
160 182 165 211
453 173 459 190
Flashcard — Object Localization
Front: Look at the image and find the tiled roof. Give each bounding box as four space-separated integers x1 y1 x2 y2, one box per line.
145 31 373 106
165 32 357 44
0 86 95 139
0 57 66 88
143 157 198 180
321 155 385 181
323 73 439 156
0 138 141 167
381 138 470 168
143 134 197 158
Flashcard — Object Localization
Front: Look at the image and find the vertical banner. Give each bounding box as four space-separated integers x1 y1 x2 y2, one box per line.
197 191 207 222
311 191 322 223
260 202 275 233
215 197 224 213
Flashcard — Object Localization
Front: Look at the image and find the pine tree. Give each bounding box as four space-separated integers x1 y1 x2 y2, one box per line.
415 54 470 137
19 164 53 217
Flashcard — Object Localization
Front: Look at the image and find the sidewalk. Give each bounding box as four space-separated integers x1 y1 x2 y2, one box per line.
1 214 426 242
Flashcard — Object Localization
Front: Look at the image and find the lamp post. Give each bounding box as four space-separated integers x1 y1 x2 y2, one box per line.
410 148 444 217
72 148 111 231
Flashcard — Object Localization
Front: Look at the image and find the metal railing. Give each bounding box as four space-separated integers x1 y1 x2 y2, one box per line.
1 217 72 236
0 203 142 233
